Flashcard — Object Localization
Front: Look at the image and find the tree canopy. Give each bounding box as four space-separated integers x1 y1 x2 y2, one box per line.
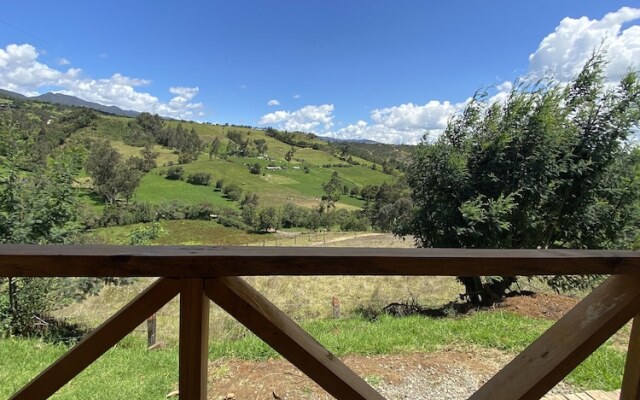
400 53 640 304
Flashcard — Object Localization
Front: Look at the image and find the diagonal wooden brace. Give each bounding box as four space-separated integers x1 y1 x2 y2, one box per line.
204 276 386 400
10 278 180 400
469 275 640 400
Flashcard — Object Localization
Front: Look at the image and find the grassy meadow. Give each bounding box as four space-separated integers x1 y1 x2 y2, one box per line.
73 115 391 211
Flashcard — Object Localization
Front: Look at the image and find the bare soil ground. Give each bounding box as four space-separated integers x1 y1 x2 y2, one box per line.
498 292 579 320
201 293 582 400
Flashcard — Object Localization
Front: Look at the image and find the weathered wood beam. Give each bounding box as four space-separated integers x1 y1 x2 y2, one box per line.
469 275 640 400
621 315 640 400
204 277 385 400
179 279 210 400
10 278 180 400
0 245 638 277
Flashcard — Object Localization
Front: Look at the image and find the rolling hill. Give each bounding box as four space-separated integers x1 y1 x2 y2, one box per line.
0 88 139 117
0 95 408 216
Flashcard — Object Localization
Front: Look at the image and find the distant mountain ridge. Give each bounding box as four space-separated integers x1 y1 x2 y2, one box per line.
0 88 139 117
0 88 27 100
317 135 380 144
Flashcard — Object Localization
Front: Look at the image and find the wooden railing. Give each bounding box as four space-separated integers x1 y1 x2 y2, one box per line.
1 245 639 400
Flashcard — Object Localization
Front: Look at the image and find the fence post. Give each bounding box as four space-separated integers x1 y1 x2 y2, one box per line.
179 279 210 400
147 313 156 348
332 296 341 319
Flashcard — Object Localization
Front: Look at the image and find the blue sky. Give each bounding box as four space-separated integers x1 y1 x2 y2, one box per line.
1 1 639 143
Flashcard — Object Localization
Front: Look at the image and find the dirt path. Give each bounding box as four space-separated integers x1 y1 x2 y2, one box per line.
204 349 575 400
308 232 385 246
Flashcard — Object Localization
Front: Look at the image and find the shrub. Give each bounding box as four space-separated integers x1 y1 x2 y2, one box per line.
166 166 184 180
249 162 261 174
186 203 220 220
155 201 187 220
217 215 251 231
223 184 243 201
186 172 212 186
341 215 371 231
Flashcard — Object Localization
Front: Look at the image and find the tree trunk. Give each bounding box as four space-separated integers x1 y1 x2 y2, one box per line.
458 276 517 306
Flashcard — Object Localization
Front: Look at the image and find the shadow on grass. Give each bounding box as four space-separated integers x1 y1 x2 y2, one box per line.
357 290 537 321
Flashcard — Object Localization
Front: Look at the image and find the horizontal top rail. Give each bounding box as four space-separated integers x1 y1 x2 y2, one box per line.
0 245 638 277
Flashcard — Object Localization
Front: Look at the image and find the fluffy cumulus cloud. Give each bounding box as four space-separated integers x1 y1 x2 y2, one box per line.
259 104 334 132
0 43 205 119
529 7 640 82
329 7 640 144
267 99 280 106
331 100 469 145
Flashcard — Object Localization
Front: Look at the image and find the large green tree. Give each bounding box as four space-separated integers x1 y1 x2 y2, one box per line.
86 140 142 204
0 120 84 334
400 53 640 305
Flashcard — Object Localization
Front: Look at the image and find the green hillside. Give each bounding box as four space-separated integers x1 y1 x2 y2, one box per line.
0 97 404 224
67 110 394 211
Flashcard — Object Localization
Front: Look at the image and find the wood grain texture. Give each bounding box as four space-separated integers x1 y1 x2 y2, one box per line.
0 245 638 277
622 316 640 400
469 275 640 400
204 277 385 400
10 278 180 400
179 279 210 400
586 390 621 400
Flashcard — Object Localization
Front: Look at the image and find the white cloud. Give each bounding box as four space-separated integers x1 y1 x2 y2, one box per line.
529 7 640 82
293 94 301 99
331 120 432 145
371 100 464 131
58 57 71 66
330 7 640 144
326 100 463 145
259 104 334 132
267 99 280 106
0 43 204 120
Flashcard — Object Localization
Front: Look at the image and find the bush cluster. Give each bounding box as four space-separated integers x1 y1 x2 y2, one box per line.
186 172 212 186
86 202 225 229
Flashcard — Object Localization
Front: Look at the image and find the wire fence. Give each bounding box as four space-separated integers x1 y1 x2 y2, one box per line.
245 231 407 247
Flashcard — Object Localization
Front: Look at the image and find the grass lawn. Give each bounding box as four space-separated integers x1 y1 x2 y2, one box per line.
1 312 626 398
134 172 234 208
0 336 178 399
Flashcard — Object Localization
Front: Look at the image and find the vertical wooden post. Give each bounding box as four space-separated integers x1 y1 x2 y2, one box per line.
147 313 157 348
622 316 640 400
332 296 341 319
179 279 210 400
